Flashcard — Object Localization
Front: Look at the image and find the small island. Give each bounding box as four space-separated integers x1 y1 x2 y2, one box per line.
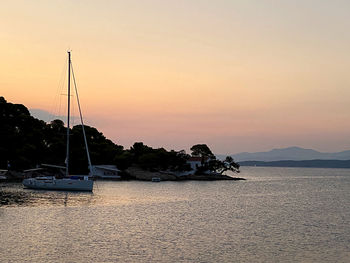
122 143 244 181
0 97 244 182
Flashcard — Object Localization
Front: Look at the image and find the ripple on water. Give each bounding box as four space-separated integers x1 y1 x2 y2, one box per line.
1 169 350 262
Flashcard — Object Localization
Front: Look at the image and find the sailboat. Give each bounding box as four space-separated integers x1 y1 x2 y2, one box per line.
23 51 94 191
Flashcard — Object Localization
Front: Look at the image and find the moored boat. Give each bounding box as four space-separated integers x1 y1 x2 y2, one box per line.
23 51 94 191
23 176 93 191
0 169 7 180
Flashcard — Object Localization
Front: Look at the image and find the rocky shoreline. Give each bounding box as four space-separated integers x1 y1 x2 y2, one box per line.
125 166 245 181
1 167 245 182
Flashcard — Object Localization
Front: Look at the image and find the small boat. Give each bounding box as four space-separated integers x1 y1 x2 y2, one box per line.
0 169 7 180
151 177 161 182
23 52 94 191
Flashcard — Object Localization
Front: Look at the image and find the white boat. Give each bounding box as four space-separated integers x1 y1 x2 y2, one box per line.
23 52 94 191
151 177 161 182
0 169 8 180
0 170 7 180
92 165 121 180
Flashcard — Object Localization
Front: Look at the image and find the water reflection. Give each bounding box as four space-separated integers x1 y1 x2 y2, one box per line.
0 181 188 208
0 182 94 207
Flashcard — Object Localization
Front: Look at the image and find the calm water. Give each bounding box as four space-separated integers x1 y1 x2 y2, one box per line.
1 167 350 262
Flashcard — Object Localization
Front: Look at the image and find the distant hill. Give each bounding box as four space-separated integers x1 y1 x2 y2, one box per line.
239 160 350 169
220 147 350 162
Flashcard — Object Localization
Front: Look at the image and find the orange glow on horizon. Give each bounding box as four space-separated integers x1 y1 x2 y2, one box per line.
2 1 350 153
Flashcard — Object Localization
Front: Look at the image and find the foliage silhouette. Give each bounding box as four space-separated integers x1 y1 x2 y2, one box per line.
0 97 239 176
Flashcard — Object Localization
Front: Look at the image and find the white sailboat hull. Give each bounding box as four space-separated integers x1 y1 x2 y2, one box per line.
23 177 93 191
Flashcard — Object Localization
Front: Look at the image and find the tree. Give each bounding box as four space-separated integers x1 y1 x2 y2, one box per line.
207 156 240 174
130 142 153 162
0 97 241 177
130 144 191 172
69 125 124 174
114 151 133 170
0 97 48 169
0 97 125 172
190 144 214 158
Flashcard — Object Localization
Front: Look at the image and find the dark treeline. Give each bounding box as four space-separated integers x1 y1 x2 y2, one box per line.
0 97 239 175
0 96 121 173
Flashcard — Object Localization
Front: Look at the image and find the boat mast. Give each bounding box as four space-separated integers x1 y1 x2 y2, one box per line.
65 51 71 177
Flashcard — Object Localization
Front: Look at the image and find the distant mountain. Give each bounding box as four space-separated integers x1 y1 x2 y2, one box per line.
29 109 53 123
219 147 350 162
239 160 350 169
29 108 76 124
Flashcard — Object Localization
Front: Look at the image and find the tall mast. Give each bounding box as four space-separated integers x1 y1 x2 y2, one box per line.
65 51 71 177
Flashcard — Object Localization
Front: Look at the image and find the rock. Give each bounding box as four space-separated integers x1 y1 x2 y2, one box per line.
178 173 245 181
125 166 245 181
125 166 177 181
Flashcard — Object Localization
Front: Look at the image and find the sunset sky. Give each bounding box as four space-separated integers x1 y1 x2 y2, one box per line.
1 0 350 154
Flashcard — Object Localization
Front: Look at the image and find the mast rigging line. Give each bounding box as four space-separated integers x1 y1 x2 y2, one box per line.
70 60 94 177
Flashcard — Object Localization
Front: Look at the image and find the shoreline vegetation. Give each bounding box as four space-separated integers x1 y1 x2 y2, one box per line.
0 97 244 182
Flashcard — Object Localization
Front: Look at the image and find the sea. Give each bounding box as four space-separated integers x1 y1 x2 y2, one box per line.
0 167 349 263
